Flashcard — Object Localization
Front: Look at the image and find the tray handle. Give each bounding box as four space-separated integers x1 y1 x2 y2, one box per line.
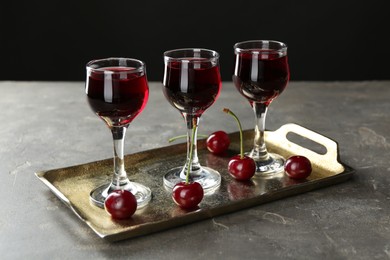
265 123 345 175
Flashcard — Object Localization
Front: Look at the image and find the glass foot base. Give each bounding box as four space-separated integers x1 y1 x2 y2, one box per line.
250 152 285 178
163 166 221 193
90 182 152 209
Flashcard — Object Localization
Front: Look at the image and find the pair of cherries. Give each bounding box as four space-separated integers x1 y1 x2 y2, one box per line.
207 129 312 181
207 108 312 181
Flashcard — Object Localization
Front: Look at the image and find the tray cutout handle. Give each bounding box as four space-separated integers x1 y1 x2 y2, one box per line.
265 123 345 176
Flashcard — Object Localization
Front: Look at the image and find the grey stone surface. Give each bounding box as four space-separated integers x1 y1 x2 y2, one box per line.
0 81 389 259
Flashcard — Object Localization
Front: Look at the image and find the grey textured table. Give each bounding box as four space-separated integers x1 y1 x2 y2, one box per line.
1 81 389 259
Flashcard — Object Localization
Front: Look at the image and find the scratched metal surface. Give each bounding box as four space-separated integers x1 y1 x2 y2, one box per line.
36 126 353 242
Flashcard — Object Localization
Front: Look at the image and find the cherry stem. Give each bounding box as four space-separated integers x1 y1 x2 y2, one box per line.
169 134 207 143
223 108 244 159
186 118 198 184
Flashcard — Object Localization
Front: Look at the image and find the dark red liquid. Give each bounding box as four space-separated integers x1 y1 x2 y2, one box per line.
233 51 289 105
86 67 148 127
163 60 221 116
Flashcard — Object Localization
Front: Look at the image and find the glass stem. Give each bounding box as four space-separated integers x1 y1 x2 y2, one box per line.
180 113 201 180
111 126 130 188
251 102 269 160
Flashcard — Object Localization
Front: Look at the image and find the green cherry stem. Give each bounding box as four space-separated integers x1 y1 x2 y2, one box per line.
169 134 207 143
223 108 244 159
186 118 198 184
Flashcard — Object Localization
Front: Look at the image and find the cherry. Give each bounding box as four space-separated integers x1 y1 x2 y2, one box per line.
206 131 230 155
104 190 137 219
171 118 204 209
223 108 256 181
172 181 204 209
284 155 312 179
169 131 230 155
228 155 256 181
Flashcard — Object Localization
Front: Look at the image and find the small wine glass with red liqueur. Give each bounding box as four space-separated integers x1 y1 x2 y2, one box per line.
233 40 290 177
162 48 222 192
86 58 152 208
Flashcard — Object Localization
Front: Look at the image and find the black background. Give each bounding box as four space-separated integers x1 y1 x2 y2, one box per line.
1 0 389 81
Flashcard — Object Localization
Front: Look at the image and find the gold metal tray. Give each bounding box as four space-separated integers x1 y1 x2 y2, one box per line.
36 123 354 242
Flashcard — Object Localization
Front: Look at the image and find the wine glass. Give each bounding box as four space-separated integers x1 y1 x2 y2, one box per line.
162 48 222 192
233 40 290 177
85 57 152 208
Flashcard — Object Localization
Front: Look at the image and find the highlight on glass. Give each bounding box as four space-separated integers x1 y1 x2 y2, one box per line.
233 40 290 177
85 57 152 208
162 48 222 192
